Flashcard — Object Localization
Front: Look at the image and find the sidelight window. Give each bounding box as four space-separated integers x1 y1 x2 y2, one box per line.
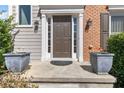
73 17 78 53
48 18 51 53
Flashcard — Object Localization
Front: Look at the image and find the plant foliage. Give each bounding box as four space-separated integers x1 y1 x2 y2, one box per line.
108 32 124 87
0 16 16 74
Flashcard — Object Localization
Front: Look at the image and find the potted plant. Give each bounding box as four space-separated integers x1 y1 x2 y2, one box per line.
2 16 30 73
90 47 114 74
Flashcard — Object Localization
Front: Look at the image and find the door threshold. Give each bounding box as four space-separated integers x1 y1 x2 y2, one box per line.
51 58 77 61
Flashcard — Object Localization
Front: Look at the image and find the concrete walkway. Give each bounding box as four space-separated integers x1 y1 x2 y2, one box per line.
24 61 116 88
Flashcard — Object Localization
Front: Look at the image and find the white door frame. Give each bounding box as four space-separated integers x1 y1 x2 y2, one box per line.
41 9 84 63
50 15 77 60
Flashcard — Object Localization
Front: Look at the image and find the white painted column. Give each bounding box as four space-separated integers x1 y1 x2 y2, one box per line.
78 13 83 63
41 14 47 61
109 15 111 37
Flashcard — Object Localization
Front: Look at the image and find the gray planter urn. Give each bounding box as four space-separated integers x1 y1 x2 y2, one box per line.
90 52 114 75
3 52 30 73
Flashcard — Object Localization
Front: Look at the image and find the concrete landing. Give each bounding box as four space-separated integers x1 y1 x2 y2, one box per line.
24 61 116 88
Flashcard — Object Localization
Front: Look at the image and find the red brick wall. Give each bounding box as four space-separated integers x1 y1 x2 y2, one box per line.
83 5 108 62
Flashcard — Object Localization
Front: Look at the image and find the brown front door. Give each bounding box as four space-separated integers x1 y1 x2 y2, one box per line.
53 16 72 58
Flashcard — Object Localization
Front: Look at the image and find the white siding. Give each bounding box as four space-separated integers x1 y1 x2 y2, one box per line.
12 5 41 61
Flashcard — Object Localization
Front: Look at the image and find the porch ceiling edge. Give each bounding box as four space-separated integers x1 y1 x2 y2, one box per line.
39 5 84 10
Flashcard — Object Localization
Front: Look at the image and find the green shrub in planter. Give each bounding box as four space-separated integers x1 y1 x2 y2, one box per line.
108 32 124 87
0 16 16 74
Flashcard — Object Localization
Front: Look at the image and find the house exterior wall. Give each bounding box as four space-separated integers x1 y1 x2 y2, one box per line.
83 5 108 61
12 5 41 61
11 5 109 62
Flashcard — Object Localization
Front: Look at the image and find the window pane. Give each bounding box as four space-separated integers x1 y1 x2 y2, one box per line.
111 16 124 32
74 17 77 24
48 25 51 31
19 5 31 25
48 47 51 52
74 40 76 45
74 25 77 31
48 32 51 39
48 40 51 46
74 32 77 38
74 47 77 53
48 18 51 24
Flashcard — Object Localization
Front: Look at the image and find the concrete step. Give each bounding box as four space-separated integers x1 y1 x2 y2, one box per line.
25 62 116 88
29 76 116 88
37 83 114 88
29 75 116 83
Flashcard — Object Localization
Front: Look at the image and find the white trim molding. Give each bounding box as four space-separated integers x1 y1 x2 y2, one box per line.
41 13 47 61
78 13 83 63
39 5 84 10
40 8 84 62
109 5 124 10
41 9 84 14
109 15 111 37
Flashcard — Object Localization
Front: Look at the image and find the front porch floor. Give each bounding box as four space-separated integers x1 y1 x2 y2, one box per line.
24 61 116 88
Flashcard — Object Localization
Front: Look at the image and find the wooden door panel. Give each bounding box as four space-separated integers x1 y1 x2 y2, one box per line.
53 16 72 58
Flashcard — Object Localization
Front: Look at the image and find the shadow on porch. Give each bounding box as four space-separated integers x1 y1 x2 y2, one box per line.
24 61 116 88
